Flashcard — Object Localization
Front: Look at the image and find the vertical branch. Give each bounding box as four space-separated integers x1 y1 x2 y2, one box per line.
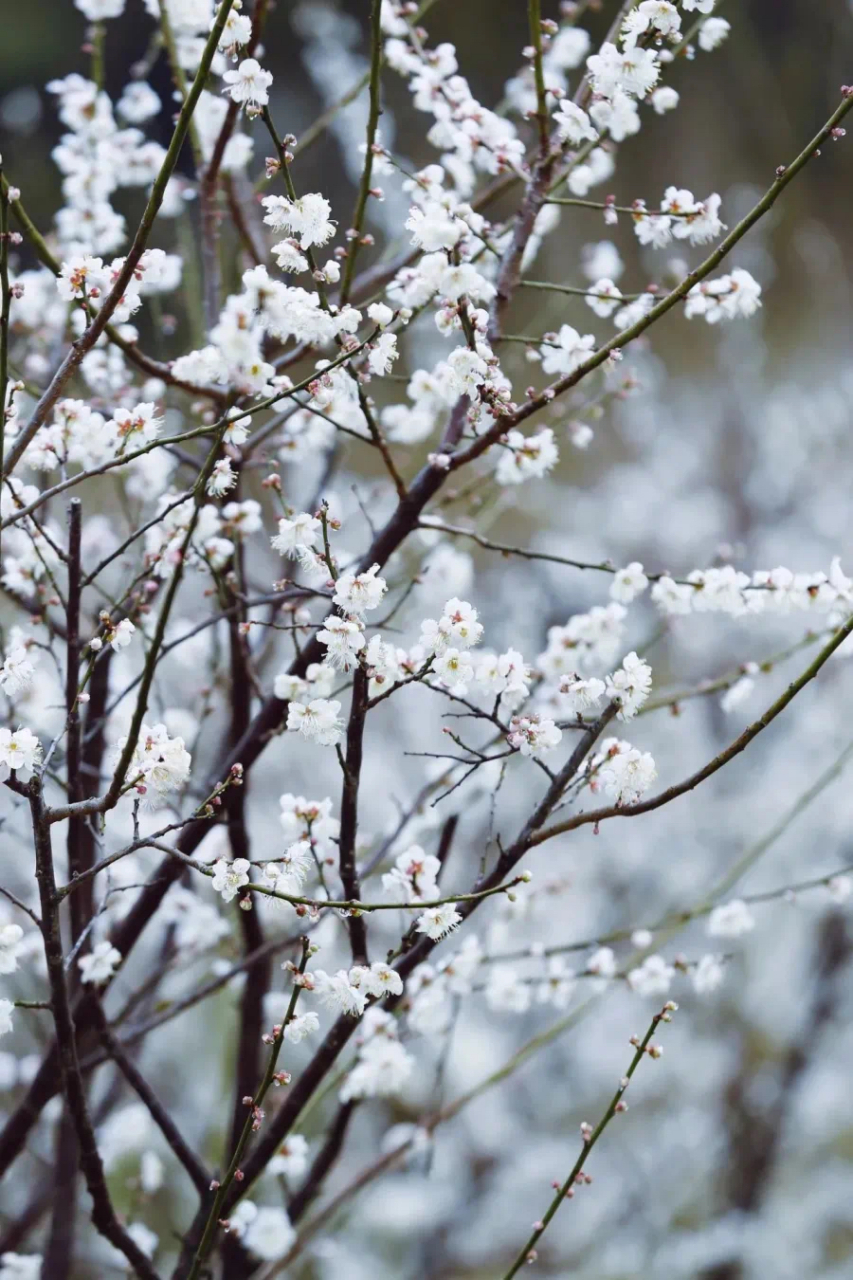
28 784 160 1280
527 0 549 153
337 666 370 965
45 498 84 1280
44 1110 79 1280
64 500 88 946
221 525 273 1277
339 0 383 304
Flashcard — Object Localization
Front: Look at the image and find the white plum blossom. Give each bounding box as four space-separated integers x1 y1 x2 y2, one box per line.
553 101 598 146
317 616 365 671
0 646 37 697
333 564 387 616
267 1134 310 1179
367 332 399 377
0 727 42 780
109 618 135 651
433 646 474 691
622 1 681 48
367 302 394 327
211 859 251 903
606 652 653 719
263 840 313 896
270 511 322 562
287 699 343 747
262 193 336 249
590 90 641 143
692 954 726 994
707 899 756 938
283 1011 320 1044
242 1206 296 1261
383 846 441 906
445 346 488 395
828 875 853 904
222 58 273 114
206 458 237 497
496 428 558 485
114 723 191 798
508 714 563 757
597 739 657 804
0 1001 14 1038
627 954 675 997
0 1255 42 1279
586 279 623 319
78 941 122 985
0 926 24 977
314 969 367 1017
405 201 467 252
610 563 649 603
486 964 532 1014
560 674 606 717
651 86 680 114
685 268 762 322
340 1008 414 1099
540 325 596 377
416 903 462 940
698 17 731 51
587 947 617 978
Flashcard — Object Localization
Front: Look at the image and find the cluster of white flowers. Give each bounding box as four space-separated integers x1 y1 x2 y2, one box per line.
605 651 653 720
685 268 763 323
113 722 191 801
591 737 658 806
507 713 563 758
313 958 403 1018
539 603 627 678
339 1008 414 1102
651 557 853 618
631 188 725 250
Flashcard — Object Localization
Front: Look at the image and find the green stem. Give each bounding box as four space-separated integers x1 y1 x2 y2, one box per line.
527 0 549 153
500 1005 672 1279
186 939 311 1279
91 22 105 91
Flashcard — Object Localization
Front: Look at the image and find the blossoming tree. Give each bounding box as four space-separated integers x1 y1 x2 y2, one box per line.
1 0 853 1276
